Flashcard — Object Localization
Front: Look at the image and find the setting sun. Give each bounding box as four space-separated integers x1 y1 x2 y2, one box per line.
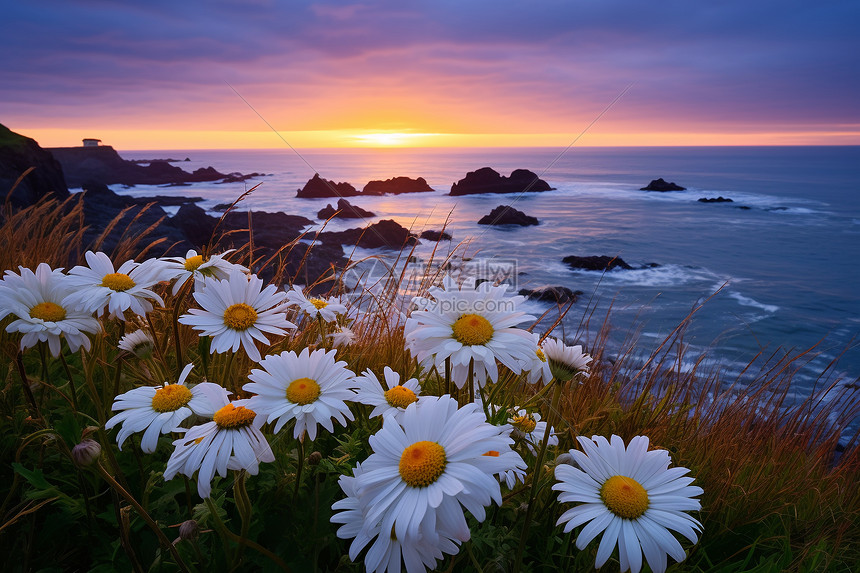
351 132 438 147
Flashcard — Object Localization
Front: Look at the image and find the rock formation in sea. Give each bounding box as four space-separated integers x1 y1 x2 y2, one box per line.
450 167 553 196
478 205 539 226
419 229 452 241
0 123 69 207
362 176 434 195
698 196 734 203
640 178 686 191
318 219 418 249
317 198 375 219
47 145 243 188
518 286 583 304
296 173 360 198
562 255 633 271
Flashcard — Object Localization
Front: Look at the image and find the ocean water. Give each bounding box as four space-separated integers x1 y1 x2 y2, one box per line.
112 146 860 408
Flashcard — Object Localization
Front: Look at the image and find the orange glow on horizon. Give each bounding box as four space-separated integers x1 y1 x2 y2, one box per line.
11 126 860 150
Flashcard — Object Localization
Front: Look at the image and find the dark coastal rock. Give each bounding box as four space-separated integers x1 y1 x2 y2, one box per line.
129 157 187 163
296 173 359 198
318 198 375 219
562 255 633 271
420 229 452 241
217 172 264 184
0 123 70 207
450 167 553 196
641 178 686 192
518 286 583 304
47 145 235 188
362 176 434 195
319 219 418 249
285 242 349 291
220 211 314 250
138 195 204 207
698 196 734 203
478 205 539 226
173 203 217 247
170 206 343 285
79 181 190 257
736 205 752 210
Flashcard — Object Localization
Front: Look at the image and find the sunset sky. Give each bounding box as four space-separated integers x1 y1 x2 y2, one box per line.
3 1 859 149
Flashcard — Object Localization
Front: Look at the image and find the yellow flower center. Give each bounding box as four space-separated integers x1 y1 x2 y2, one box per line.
451 313 494 346
213 403 257 429
184 254 205 271
600 475 650 519
536 348 547 362
309 298 328 310
286 377 321 405
384 385 418 409
102 272 136 292
223 303 257 330
151 384 193 412
483 450 500 457
511 414 537 434
29 301 67 322
399 441 447 488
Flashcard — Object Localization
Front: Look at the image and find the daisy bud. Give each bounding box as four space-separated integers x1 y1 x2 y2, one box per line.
72 439 102 467
542 338 592 382
178 520 200 541
118 330 156 360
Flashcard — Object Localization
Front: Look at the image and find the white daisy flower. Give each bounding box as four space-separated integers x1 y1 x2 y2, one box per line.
327 325 356 348
332 462 463 573
104 364 229 453
285 285 348 323
482 447 528 490
522 333 553 385
554 435 704 573
509 408 558 455
64 251 165 320
542 337 592 381
243 347 357 440
117 329 156 359
178 269 296 363
0 263 100 356
160 249 248 295
164 398 275 498
353 367 423 422
404 277 536 389
356 395 524 544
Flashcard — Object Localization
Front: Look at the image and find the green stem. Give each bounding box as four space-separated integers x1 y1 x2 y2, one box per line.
317 315 328 348
111 354 124 406
205 498 291 572
14 352 42 423
224 351 236 393
59 352 79 411
233 471 252 567
172 281 192 376
520 377 559 409
96 462 192 573
444 357 452 397
293 436 305 503
146 313 168 365
467 358 475 406
513 379 562 573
